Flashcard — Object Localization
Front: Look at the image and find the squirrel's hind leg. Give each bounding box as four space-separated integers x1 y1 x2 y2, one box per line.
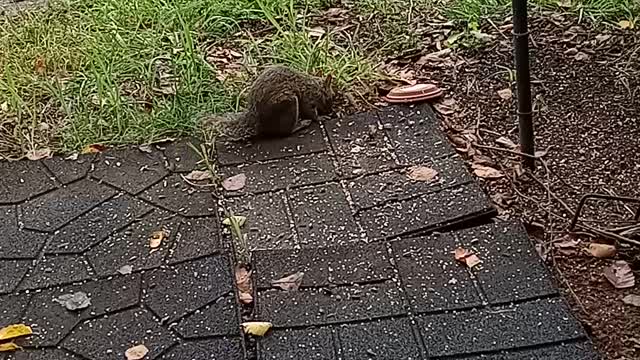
258 95 300 137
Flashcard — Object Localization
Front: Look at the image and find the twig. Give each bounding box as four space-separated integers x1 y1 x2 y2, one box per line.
486 17 509 40
473 143 541 159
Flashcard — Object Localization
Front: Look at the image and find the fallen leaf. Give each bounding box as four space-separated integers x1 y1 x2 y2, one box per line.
465 254 482 268
619 20 634 29
595 34 611 43
53 292 91 311
34 56 46 75
222 173 247 191
622 294 640 307
65 153 79 161
149 229 168 249
454 247 473 261
271 271 305 291
235 266 253 304
0 343 21 352
0 102 8 112
495 136 517 149
138 145 153 153
497 88 512 100
574 52 590 61
125 344 149 360
184 170 213 181
434 98 456 115
118 265 133 275
471 164 504 179
222 216 247 228
242 322 272 336
0 324 32 341
416 48 452 65
553 234 581 249
407 166 438 182
26 148 52 161
588 243 616 258
81 144 108 154
604 261 635 289
308 26 326 37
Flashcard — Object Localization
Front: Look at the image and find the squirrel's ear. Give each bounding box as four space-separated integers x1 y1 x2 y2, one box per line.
324 74 333 88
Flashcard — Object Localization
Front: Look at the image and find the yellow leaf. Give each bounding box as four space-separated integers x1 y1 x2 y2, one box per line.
0 324 33 341
149 229 168 249
222 216 247 228
242 321 272 336
619 20 634 29
0 342 21 352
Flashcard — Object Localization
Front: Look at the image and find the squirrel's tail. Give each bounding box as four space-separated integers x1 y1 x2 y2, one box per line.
200 111 258 141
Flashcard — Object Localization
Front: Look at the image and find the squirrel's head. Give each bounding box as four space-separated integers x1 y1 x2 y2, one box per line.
317 74 335 115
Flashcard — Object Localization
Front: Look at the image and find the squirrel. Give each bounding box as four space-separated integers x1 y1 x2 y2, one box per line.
202 65 335 140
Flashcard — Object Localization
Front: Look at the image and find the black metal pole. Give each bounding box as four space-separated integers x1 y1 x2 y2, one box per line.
512 0 535 169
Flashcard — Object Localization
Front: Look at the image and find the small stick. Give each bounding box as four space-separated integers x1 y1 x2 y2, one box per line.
473 143 541 159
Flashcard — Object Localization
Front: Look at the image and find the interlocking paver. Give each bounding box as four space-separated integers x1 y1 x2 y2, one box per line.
324 112 397 177
0 160 56 204
338 318 424 360
87 209 180 276
45 194 152 254
169 217 224 264
20 179 116 232
258 327 336 360
2 349 82 360
220 153 336 195
416 298 586 357
258 281 405 327
42 154 94 184
24 289 82 346
160 338 246 360
175 293 239 338
0 205 48 258
163 138 202 172
141 174 216 217
0 293 30 328
216 121 328 165
63 308 178 360
358 182 494 239
0 260 30 294
18 254 92 291
254 243 394 289
143 255 233 323
288 183 363 247
227 192 294 250
378 104 455 163
462 341 599 359
392 236 482 313
92 148 168 194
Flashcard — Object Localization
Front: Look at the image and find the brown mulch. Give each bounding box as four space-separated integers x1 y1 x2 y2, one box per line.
410 13 640 360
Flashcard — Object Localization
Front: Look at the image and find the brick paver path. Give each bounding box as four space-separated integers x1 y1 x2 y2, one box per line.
0 104 598 359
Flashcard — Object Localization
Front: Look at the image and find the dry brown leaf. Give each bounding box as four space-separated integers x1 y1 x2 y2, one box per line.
125 344 149 360
465 254 482 268
471 164 504 179
271 271 305 291
235 266 253 304
454 247 473 262
308 26 326 37
26 148 52 161
604 261 635 289
416 48 452 65
0 324 32 341
149 229 168 250
497 88 512 100
588 243 616 258
495 136 517 149
34 56 46 75
434 98 456 115
81 144 108 154
222 173 247 191
553 235 580 249
407 166 438 182
184 170 213 181
622 294 640 307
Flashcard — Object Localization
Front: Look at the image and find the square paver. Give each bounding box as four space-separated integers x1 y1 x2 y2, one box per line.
92 147 168 194
392 236 482 313
378 104 455 164
288 183 363 247
448 220 557 304
417 298 586 357
253 243 394 289
346 155 472 210
257 281 406 327
226 192 295 250
324 113 397 177
358 182 494 240
462 340 599 359
338 318 424 360
258 327 336 360
216 121 328 165
220 153 336 195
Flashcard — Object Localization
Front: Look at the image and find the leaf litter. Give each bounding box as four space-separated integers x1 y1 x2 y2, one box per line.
242 322 272 336
125 344 149 360
406 166 438 182
184 170 213 181
271 272 305 291
604 261 635 289
622 294 640 307
454 247 482 268
0 324 32 341
222 173 247 191
53 292 91 311
587 243 616 258
235 265 253 304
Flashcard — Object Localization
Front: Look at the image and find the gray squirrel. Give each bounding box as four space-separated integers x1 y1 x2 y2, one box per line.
203 65 335 140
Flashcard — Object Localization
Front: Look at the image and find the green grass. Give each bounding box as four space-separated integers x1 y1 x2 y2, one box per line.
0 0 375 157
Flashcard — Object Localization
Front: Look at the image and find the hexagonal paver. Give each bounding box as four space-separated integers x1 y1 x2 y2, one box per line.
87 209 180 276
141 174 216 217
143 255 233 323
0 160 57 204
169 218 224 264
2 349 82 360
0 206 48 258
42 153 94 184
46 194 152 254
92 147 168 194
20 179 117 232
175 293 239 338
0 259 32 294
18 254 92 291
258 328 336 360
0 293 30 328
160 338 245 360
63 308 178 360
